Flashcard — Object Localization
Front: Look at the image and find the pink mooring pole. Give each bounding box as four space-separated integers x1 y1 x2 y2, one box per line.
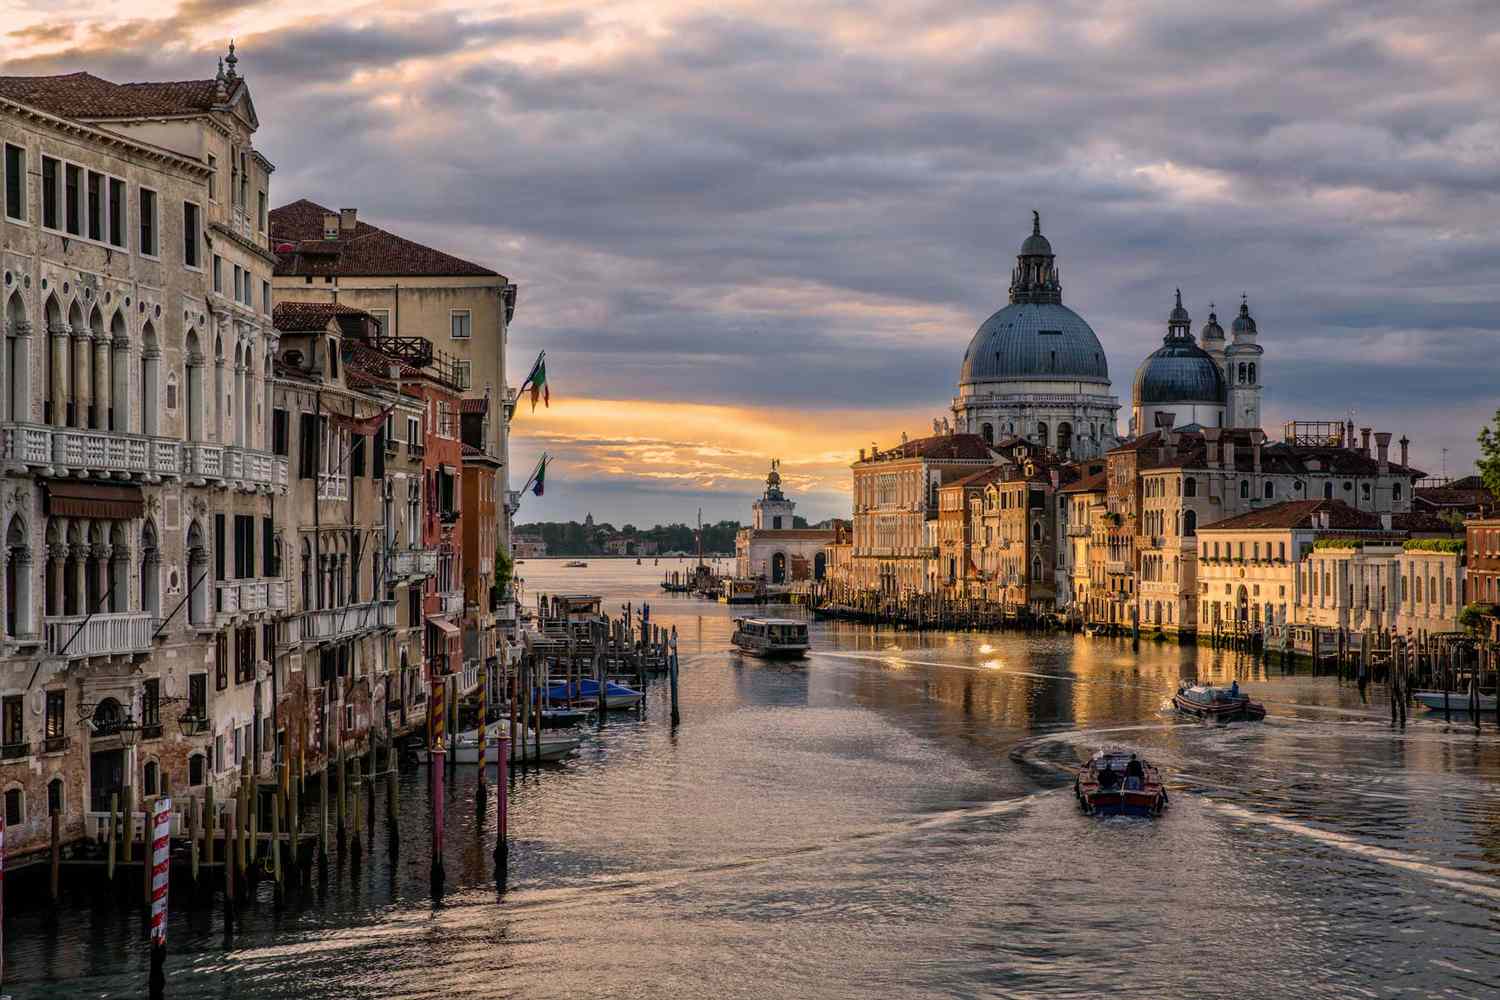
430 741 446 892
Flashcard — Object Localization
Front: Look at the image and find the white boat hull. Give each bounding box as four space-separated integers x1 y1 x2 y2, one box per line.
425 727 582 763
1413 690 1498 713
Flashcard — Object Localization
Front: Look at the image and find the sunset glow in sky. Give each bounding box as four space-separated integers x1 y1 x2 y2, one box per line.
6 0 1498 524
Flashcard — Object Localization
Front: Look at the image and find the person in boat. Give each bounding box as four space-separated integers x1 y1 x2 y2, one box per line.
1229 679 1240 699
1125 755 1144 781
1097 763 1120 789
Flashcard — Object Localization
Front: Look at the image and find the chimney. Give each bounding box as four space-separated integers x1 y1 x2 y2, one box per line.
1203 427 1222 468
1399 435 1409 468
1346 419 1355 449
321 211 339 239
1375 432 1392 474
340 208 358 232
1361 427 1372 456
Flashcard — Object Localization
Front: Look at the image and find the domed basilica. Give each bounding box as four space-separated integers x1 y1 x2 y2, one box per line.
1131 291 1262 436
952 214 1121 459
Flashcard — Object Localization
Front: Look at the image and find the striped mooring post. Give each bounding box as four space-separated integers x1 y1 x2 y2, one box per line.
149 796 172 998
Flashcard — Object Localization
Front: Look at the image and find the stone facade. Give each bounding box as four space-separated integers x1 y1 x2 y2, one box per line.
736 462 834 584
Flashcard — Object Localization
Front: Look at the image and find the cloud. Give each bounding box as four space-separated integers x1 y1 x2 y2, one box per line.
5 0 1497 518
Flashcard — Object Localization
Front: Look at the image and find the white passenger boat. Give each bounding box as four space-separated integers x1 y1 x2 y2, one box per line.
731 617 810 659
417 727 582 764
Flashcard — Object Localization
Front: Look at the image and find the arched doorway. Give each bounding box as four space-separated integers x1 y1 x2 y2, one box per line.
89 698 127 812
1236 585 1249 623
771 552 787 584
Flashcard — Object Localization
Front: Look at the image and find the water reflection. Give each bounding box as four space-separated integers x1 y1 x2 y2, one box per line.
4 558 1499 998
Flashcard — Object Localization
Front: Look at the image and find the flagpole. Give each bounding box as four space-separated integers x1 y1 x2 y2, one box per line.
514 453 549 510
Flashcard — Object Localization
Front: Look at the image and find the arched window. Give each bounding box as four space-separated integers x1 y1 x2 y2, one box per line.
65 299 84 427
5 291 32 423
1031 556 1042 581
110 309 128 431
1264 481 1274 499
87 303 104 429
141 320 160 436
1036 422 1048 447
4 786 24 826
1324 482 1334 499
5 515 31 637
1361 482 1371 500
1248 363 1256 384
186 520 208 625
140 520 160 616
143 760 159 796
48 777 63 817
981 423 993 445
1393 482 1402 501
1237 362 1246 383
189 753 206 787
1183 510 1197 536
1031 521 1041 542
1184 476 1197 498
1240 480 1250 499
1057 422 1073 456
184 329 203 441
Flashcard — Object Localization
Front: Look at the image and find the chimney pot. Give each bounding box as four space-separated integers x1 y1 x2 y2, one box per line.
322 211 339 239
340 208 358 232
1399 435 1409 468
1361 427 1372 456
1375 431 1392 474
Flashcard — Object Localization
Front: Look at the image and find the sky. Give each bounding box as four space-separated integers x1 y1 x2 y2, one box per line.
5 0 1498 526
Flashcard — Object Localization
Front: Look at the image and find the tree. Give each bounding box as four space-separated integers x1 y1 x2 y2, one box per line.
1478 408 1500 501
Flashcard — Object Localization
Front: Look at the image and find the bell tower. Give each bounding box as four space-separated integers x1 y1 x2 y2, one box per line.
1224 296 1263 430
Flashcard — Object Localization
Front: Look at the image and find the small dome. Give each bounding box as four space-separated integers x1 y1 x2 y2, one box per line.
961 302 1109 384
1233 297 1257 334
1133 338 1226 405
1019 210 1052 256
1168 288 1191 326
1200 307 1225 342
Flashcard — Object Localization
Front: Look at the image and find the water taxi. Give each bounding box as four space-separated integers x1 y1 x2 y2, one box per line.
731 617 810 658
1075 750 1168 817
1173 682 1266 722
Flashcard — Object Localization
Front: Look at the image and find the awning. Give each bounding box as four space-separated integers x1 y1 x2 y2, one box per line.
425 616 460 637
45 482 145 520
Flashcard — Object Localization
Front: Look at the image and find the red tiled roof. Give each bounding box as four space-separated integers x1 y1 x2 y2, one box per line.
1115 429 1425 479
1198 499 1386 532
269 199 500 278
0 72 221 119
863 433 993 464
1059 467 1109 494
272 300 370 333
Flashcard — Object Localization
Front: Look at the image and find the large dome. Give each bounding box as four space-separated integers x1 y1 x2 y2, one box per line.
1133 338 1226 405
960 302 1110 385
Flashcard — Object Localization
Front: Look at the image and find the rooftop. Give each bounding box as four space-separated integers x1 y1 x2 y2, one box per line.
272 300 371 334
0 72 222 120
270 199 501 279
860 433 994 464
1198 499 1386 532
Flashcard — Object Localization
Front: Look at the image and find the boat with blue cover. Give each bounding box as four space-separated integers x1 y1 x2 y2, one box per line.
545 678 645 710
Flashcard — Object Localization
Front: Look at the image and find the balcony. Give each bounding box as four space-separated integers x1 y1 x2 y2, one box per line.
276 614 304 649
1105 560 1129 575
1 423 182 481
1 741 31 760
317 472 348 501
441 590 464 616
183 442 222 480
42 734 69 754
222 446 289 493
1067 524 1091 537
389 547 438 578
302 600 396 642
44 612 157 659
216 578 290 619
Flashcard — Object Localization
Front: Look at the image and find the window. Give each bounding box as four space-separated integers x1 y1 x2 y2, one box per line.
4 143 23 221
262 517 277 577
108 177 125 247
207 154 217 200
407 416 420 453
232 264 241 301
183 201 201 267
1239 479 1250 499
1264 481 1274 500
450 310 471 339
328 337 339 378
236 625 256 683
262 281 271 314
455 360 472 390
142 678 160 732
44 690 65 740
272 408 289 456
215 631 228 689
351 434 366 477
189 754 205 787
144 761 158 796
139 188 158 256
1393 482 1403 501
42 156 58 228
48 778 63 816
87 169 102 240
370 309 389 334
298 412 318 478
4 788 21 826
215 734 225 773
258 190 267 231
2 695 23 752
1184 476 1196 498
213 255 223 293
65 163 81 234
234 514 256 579
188 673 207 719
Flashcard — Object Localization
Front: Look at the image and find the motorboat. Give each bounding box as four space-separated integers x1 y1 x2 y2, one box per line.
1173 683 1266 722
544 678 645 710
563 560 589 568
732 617 810 659
1075 750 1168 817
1413 689 1499 713
416 727 582 764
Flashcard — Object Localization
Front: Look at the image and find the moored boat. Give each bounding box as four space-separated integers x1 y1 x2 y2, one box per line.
1075 750 1168 817
731 617 809 658
544 678 645 710
1173 682 1266 722
718 579 761 604
563 560 589 568
1412 689 1499 713
417 727 582 764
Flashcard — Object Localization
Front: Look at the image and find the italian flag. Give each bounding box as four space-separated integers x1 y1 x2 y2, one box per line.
532 456 547 497
529 358 549 411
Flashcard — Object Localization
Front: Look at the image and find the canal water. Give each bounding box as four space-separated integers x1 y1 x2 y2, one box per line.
6 558 1500 998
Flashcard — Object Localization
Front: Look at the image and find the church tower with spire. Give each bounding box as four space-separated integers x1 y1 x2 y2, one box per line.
1223 296 1263 429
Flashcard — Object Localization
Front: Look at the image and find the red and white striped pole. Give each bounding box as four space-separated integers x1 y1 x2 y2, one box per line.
149 797 171 997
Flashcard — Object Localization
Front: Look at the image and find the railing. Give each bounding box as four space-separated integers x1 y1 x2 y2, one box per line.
389 548 438 578
442 591 464 616
42 734 69 753
459 658 480 695
1 741 31 760
1105 560 1129 575
222 446 288 490
269 579 288 610
0 424 183 480
302 600 396 641
276 614 303 648
317 472 348 501
177 714 212 736
184 442 223 479
43 611 156 658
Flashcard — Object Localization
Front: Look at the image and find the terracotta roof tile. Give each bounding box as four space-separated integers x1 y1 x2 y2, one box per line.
863 433 993 464
272 301 370 333
269 199 499 278
0 72 220 119
1198 499 1386 532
